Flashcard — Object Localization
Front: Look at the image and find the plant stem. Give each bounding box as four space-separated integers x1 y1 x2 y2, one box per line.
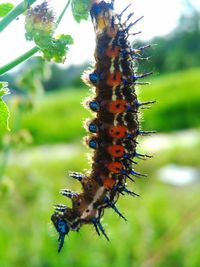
56 0 71 26
0 47 39 75
0 0 71 75
0 0 37 32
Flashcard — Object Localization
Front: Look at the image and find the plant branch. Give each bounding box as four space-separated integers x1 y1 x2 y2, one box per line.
0 47 39 75
56 0 71 26
0 0 37 32
0 0 71 75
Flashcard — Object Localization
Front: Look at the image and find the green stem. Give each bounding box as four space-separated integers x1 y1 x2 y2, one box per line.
0 47 39 75
0 0 71 75
0 0 37 32
56 0 71 26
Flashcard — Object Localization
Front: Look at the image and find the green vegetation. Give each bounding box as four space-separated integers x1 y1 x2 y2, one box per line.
0 136 200 267
1 1 200 267
11 89 91 144
2 68 200 267
140 68 200 132
8 68 200 145
138 6 200 74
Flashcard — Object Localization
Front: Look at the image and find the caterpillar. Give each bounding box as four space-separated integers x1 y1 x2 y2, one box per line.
51 0 154 252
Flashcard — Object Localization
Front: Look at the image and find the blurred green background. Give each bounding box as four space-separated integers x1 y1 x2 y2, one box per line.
0 2 200 267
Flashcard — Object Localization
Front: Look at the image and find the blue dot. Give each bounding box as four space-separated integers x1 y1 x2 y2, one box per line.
89 123 97 133
89 72 99 83
89 101 100 112
91 4 101 17
89 140 98 149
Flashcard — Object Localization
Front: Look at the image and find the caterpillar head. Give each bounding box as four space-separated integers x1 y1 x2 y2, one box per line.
51 212 70 252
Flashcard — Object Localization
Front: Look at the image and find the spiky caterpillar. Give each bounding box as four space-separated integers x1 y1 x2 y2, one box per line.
51 0 154 252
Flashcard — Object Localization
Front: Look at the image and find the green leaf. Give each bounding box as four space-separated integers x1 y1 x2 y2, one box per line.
58 34 74 45
0 82 10 134
0 3 14 17
37 34 73 63
71 0 90 23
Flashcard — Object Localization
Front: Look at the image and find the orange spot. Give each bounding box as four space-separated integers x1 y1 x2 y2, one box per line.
107 71 122 87
108 99 127 114
108 125 127 138
103 178 116 189
106 46 120 58
107 145 125 158
106 162 123 173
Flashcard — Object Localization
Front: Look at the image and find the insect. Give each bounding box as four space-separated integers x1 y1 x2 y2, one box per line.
51 0 155 252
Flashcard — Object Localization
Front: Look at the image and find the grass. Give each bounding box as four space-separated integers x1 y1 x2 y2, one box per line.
0 131 200 267
7 68 200 145
11 89 90 145
140 68 200 132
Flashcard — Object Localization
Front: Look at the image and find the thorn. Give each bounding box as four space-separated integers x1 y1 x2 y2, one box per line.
93 222 101 236
115 185 139 197
54 204 67 212
130 137 139 144
138 130 157 136
118 190 125 196
132 56 150 61
121 170 135 183
133 72 153 80
132 44 152 54
69 172 85 181
124 12 134 24
139 44 152 50
118 3 132 20
130 170 147 178
97 221 110 241
92 218 109 241
60 189 78 199
135 152 153 160
127 16 144 30
123 187 140 197
110 203 127 221
136 44 157 51
126 157 138 165
104 197 127 221
135 82 150 85
126 31 142 39
136 100 156 108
